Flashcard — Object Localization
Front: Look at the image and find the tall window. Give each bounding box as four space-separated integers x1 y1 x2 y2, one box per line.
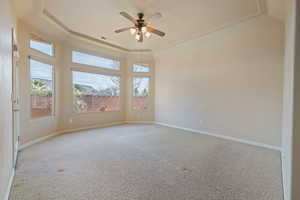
29 35 54 56
133 77 149 110
72 51 120 70
30 59 54 118
72 71 120 113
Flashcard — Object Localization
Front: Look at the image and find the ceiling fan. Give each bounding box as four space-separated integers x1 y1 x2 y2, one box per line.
115 12 165 42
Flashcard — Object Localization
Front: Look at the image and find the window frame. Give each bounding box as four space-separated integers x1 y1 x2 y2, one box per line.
71 69 122 114
28 56 55 120
132 63 150 73
132 76 151 112
71 50 121 71
28 34 55 57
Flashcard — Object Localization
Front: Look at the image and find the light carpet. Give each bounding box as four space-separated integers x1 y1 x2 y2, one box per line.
10 124 283 200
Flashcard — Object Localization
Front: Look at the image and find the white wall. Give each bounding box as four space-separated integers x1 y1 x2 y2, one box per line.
291 2 300 198
282 0 300 199
282 0 300 200
291 4 300 196
154 15 285 147
281 0 296 199
0 0 16 199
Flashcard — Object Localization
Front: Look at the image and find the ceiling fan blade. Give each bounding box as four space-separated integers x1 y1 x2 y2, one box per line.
143 20 151 26
115 27 134 33
147 27 165 37
145 12 162 21
120 12 137 25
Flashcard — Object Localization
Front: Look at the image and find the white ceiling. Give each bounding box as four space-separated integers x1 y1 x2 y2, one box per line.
13 0 285 51
266 0 286 21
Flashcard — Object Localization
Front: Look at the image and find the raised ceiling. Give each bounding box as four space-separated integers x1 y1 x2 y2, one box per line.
266 0 286 21
13 0 285 51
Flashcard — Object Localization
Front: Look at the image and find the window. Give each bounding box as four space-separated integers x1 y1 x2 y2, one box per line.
29 36 54 56
133 64 150 73
30 59 54 118
72 71 120 113
133 77 149 110
72 51 120 70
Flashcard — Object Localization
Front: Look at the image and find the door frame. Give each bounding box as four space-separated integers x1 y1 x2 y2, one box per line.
11 28 20 168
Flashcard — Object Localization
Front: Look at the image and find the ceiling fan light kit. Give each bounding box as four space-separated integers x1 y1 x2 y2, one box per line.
115 12 165 42
130 28 136 35
145 31 151 38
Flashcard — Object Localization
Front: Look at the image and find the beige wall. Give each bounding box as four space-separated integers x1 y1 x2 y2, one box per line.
154 15 284 147
0 0 16 199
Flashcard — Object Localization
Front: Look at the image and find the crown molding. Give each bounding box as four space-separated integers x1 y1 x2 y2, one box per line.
42 9 152 53
154 0 266 53
41 0 265 53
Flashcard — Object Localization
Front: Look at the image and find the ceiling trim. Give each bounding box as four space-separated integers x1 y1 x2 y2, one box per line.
41 0 265 53
42 9 152 53
155 0 266 52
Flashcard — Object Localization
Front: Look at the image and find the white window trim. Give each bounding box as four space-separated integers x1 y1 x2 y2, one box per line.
28 56 56 120
132 63 151 73
71 50 121 71
28 35 55 57
132 75 151 112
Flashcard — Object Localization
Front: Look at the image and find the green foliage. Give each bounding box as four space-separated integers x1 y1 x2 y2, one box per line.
72 82 120 112
134 87 148 97
73 84 86 96
73 84 88 112
133 78 149 97
31 79 52 96
73 83 119 97
141 88 149 97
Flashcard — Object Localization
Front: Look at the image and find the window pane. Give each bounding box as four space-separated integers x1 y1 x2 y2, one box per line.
72 51 120 70
30 59 53 118
72 71 120 112
30 40 53 56
133 64 150 72
133 77 149 110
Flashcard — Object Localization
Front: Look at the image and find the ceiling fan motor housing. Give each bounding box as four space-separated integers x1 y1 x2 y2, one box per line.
137 13 144 20
136 13 146 30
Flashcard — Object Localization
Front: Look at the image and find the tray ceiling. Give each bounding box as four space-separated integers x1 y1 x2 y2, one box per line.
13 0 282 51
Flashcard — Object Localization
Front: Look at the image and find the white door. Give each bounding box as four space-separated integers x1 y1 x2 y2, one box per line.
11 28 20 168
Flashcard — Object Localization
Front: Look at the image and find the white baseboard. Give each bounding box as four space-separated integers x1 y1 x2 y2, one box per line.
155 121 282 152
19 121 126 150
20 120 282 152
19 132 60 151
125 121 155 124
58 121 126 135
281 150 289 200
4 169 15 200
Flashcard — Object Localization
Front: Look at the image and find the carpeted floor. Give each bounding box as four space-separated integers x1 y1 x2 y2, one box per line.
10 124 283 200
